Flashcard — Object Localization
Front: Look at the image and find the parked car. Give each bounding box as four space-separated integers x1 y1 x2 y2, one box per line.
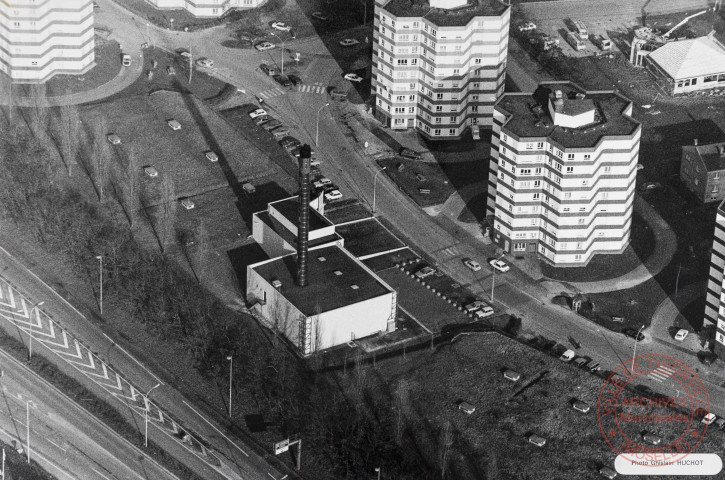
279 137 301 150
399 147 422 160
642 433 661 446
271 127 290 138
122 54 132 67
166 65 176 75
143 166 159 177
324 190 343 201
458 401 475 414
344 73 363 83
262 120 282 131
249 108 268 119
176 48 191 58
273 75 293 87
503 370 521 382
701 412 717 425
701 352 718 366
622 328 645 342
518 22 537 32
313 177 332 189
288 74 303 86
260 64 276 76
599 466 618 479
242 182 256 194
714 418 725 430
272 21 292 32
560 349 576 362
464 300 488 313
254 115 271 126
195 58 214 68
674 329 689 341
107 134 121 145
167 119 182 130
473 306 494 319
527 434 546 447
414 266 436 279
255 41 276 51
489 259 510 272
180 198 195 210
572 400 590 413
311 11 329 21
205 151 219 162
462 257 482 271
639 181 662 192
339 38 360 47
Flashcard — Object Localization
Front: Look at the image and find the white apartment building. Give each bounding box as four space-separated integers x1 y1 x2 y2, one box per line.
0 0 94 83
372 0 509 140
144 0 263 17
487 82 641 266
705 200 725 359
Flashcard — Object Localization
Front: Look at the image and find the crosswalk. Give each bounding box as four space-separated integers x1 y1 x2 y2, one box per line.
649 365 673 382
257 83 326 100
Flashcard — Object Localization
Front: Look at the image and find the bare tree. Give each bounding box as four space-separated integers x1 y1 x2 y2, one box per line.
393 380 410 445
27 83 48 135
439 421 454 479
91 117 110 201
58 104 80 176
122 150 140 226
194 221 210 281
158 174 177 252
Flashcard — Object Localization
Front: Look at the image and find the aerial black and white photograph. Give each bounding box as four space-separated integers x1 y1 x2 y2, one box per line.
0 0 724 478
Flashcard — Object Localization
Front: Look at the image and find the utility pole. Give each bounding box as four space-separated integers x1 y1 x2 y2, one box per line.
96 255 103 315
227 355 233 418
188 44 193 85
26 401 30 464
144 383 161 448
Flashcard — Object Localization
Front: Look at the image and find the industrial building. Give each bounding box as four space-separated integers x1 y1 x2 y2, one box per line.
142 0 262 17
680 140 725 203
0 0 95 83
486 82 641 266
371 0 510 139
706 199 725 359
246 148 397 356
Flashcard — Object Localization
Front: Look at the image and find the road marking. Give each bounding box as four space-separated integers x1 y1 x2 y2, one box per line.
46 438 66 452
182 400 249 457
649 365 672 382
102 333 163 384
92 467 114 480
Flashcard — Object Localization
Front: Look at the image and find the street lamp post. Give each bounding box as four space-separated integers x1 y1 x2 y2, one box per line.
227 355 233 418
26 401 30 464
95 255 103 315
375 467 381 480
315 103 330 147
372 167 387 214
144 383 161 448
268 32 294 75
490 253 505 303
631 325 645 375
28 301 44 361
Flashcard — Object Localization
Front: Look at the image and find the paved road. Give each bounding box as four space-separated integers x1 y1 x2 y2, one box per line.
0 347 178 480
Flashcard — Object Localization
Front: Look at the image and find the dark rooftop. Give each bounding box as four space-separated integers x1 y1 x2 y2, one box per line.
255 210 342 249
270 196 332 232
251 244 392 316
496 82 640 149
382 0 508 27
685 143 725 172
335 218 406 258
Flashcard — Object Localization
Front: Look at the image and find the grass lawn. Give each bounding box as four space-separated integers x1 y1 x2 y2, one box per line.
378 158 456 208
540 212 655 282
351 332 724 479
334 218 405 258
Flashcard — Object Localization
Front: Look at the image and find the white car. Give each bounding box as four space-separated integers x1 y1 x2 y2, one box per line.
339 38 360 47
489 259 510 272
311 11 329 21
272 22 292 32
473 306 494 319
195 58 214 68
519 22 536 32
560 349 576 362
462 257 481 271
107 134 121 145
167 120 182 130
344 73 363 83
674 329 689 341
122 54 132 67
180 198 195 210
143 166 159 177
255 41 276 51
249 108 268 119
702 412 717 425
205 151 219 162
324 190 343 201
572 400 590 413
464 300 488 313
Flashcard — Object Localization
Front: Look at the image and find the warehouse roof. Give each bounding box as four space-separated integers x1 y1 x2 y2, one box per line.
648 36 725 80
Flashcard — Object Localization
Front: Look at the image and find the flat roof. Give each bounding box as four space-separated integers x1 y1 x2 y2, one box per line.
381 0 507 26
255 210 341 248
496 82 640 149
270 196 332 232
251 244 392 316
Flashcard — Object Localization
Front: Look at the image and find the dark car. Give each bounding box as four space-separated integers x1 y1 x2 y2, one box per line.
291 145 315 158
399 147 422 160
272 74 293 87
254 115 271 126
260 64 276 76
639 181 662 193
288 74 303 85
700 352 718 366
279 137 301 150
622 328 645 342
261 120 282 131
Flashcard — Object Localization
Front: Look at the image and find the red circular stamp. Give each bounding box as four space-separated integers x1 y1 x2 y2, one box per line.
598 354 709 467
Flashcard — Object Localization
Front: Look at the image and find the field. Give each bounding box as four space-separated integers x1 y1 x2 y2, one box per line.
352 332 725 480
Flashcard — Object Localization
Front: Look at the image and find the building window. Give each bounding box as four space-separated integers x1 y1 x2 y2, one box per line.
536 142 544 149
567 153 574 160
474 58 481 64
533 193 540 200
450 116 456 122
435 118 442 124
602 192 609 199
394 107 405 113
604 166 611 173
435 106 443 112
514 242 526 251
436 93 443 100
408 107 415 113
534 180 541 187
434 129 441 136
578 218 585 224
471 106 478 112
584 154 591 160
566 166 573 173
582 180 588 186
575 255 582 261
453 69 460 75
449 129 456 135
411 59 418 66
397 59 408 65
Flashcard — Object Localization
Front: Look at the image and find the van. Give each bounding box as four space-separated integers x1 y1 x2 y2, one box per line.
566 32 586 51
471 125 480 141
595 35 612 50
122 54 132 66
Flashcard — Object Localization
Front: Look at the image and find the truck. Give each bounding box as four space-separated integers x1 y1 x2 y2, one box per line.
566 32 586 51
593 34 612 50
572 20 587 37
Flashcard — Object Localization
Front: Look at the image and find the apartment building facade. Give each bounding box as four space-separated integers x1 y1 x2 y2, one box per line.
144 0 263 17
680 140 725 203
371 0 509 140
486 82 641 266
0 0 95 83
706 200 725 359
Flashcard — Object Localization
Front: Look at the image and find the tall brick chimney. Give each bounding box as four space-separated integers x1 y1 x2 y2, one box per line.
296 144 312 287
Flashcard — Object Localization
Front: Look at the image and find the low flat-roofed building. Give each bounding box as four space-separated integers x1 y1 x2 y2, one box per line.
681 140 725 203
644 34 725 95
247 244 397 355
143 0 263 17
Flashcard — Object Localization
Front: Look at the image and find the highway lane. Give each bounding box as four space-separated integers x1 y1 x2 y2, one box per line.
0 347 178 480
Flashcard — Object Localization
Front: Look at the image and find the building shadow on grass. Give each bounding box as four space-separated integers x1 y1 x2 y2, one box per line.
227 242 270 291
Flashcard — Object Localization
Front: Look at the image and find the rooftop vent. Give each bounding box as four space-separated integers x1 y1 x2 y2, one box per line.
350 284 359 290
694 138 699 146
333 270 343 276
271 279 282 289
317 256 327 262
719 145 725 157
555 90 563 99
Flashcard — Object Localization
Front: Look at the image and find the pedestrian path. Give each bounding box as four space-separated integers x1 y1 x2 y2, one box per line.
298 83 326 94
257 86 286 100
258 83 326 100
649 365 673 382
